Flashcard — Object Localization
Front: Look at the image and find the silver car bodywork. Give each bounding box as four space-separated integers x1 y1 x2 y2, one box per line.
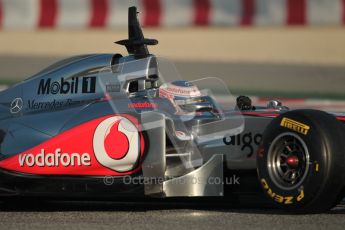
0 6 283 199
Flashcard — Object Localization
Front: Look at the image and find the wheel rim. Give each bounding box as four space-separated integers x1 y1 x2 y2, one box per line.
267 132 310 190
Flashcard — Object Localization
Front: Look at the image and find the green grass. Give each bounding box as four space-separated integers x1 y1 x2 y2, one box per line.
0 79 20 86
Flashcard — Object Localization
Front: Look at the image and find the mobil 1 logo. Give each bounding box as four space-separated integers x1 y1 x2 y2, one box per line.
37 76 96 95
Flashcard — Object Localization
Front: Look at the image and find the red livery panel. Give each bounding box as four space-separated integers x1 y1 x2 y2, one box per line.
0 115 145 176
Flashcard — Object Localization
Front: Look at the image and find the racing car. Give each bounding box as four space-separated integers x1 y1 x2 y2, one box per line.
0 6 345 213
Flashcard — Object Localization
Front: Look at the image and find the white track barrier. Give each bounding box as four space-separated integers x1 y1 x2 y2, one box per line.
0 0 344 29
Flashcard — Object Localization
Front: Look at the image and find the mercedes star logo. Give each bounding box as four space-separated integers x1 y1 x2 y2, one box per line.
10 98 23 114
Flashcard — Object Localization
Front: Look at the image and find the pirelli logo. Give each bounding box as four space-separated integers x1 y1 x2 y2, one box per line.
280 117 310 135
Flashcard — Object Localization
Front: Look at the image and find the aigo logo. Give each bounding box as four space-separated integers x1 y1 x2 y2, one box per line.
93 116 144 172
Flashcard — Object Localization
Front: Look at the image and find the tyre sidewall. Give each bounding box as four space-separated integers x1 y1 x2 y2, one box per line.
257 110 343 211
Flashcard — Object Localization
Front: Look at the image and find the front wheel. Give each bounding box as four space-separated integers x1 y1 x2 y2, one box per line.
257 109 345 213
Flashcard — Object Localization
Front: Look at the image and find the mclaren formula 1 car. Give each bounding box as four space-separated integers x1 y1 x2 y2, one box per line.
0 6 345 213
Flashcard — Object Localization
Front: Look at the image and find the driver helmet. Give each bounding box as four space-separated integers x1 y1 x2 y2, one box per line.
159 80 201 114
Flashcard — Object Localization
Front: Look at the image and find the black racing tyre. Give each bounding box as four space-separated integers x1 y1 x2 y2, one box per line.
257 109 345 213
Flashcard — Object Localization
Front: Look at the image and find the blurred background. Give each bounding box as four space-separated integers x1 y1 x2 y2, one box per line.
0 0 345 109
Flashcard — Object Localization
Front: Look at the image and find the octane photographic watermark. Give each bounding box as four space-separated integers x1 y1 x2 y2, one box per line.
103 175 240 186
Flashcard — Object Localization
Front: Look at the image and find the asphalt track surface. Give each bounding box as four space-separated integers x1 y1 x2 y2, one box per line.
0 198 345 230
1 56 345 229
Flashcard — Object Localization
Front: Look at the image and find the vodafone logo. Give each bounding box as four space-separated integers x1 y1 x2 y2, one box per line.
18 149 91 167
93 116 142 172
0 115 145 176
